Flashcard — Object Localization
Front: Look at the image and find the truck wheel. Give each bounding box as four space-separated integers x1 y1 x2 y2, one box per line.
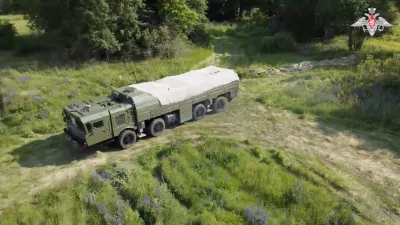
117 129 137 149
212 96 227 113
193 103 206 121
148 118 166 137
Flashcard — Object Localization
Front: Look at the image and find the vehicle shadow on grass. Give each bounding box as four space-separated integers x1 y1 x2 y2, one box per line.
10 121 196 168
10 134 117 168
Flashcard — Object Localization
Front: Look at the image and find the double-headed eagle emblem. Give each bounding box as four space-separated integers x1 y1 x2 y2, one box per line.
351 8 393 36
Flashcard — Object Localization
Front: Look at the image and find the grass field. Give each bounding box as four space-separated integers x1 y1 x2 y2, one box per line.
0 138 362 225
0 14 400 225
0 14 31 35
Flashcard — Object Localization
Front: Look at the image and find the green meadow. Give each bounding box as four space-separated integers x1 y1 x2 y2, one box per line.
0 11 399 225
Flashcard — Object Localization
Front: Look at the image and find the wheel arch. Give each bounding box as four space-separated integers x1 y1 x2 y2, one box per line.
117 126 137 137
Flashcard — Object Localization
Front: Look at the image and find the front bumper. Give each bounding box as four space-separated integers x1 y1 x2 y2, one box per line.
64 128 87 148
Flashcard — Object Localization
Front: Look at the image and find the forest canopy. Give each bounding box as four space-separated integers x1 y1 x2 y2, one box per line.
0 0 397 60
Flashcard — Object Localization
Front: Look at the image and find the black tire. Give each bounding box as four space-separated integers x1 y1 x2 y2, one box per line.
117 129 137 149
148 118 166 137
212 96 227 113
193 103 207 121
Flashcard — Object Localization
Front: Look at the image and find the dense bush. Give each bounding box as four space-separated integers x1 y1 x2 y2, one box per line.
188 24 212 47
356 54 400 88
13 33 58 56
0 0 22 14
261 32 297 54
207 0 395 51
17 0 207 60
8 0 396 56
0 21 16 49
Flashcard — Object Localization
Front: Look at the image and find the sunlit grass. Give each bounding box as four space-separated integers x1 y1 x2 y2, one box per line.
0 138 363 225
207 15 400 70
0 14 31 35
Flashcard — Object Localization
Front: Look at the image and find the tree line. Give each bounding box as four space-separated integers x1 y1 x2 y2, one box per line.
0 0 397 60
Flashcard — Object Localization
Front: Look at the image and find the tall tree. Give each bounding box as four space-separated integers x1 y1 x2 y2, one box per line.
18 0 207 59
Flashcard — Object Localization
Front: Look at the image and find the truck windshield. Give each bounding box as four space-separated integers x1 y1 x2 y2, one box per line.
70 117 86 133
76 119 86 132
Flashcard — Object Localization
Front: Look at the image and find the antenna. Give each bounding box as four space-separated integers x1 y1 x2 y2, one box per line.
83 104 91 112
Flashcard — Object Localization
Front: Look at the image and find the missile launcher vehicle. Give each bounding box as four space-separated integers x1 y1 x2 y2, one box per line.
62 66 239 149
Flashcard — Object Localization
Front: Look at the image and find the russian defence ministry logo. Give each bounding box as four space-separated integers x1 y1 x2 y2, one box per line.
351 8 393 36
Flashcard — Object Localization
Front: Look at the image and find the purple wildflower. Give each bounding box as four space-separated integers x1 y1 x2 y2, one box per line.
157 188 162 198
97 202 107 214
17 76 30 83
350 212 355 223
104 212 112 225
117 201 124 214
227 176 231 183
116 216 122 225
142 195 150 207
88 192 96 205
387 94 397 105
100 171 110 180
260 210 268 225
151 201 159 209
356 89 366 97
371 84 383 93
246 207 252 219
326 215 332 225
160 173 165 183
246 203 268 225
6 89 18 98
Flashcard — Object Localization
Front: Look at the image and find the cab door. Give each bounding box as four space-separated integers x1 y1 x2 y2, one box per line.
86 118 113 145
111 112 128 138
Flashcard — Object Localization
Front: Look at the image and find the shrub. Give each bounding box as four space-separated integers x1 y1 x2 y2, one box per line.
14 34 56 55
136 26 188 60
188 24 212 47
19 0 207 60
357 54 400 88
261 32 297 54
0 21 16 49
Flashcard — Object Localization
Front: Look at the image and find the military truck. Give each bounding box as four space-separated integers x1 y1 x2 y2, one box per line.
62 66 239 149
